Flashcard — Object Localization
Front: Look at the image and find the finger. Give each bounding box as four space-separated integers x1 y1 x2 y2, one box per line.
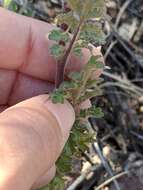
80 100 91 109
5 94 75 159
0 95 75 189
0 8 103 83
0 69 54 107
31 165 56 190
14 94 75 147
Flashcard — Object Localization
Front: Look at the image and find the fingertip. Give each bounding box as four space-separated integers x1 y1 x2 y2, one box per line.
44 96 75 145
31 165 56 190
7 94 75 147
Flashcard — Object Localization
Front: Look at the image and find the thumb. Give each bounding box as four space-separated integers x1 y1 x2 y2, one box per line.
0 95 75 190
3 94 75 158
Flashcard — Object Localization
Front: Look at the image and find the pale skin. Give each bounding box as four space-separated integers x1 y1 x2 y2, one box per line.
0 8 103 190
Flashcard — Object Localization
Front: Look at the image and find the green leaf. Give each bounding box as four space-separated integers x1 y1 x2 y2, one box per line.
89 55 98 65
86 78 104 89
50 44 64 57
9 1 18 12
73 47 83 56
80 106 104 119
46 176 65 190
89 106 104 118
68 0 106 19
96 61 105 69
87 56 104 69
51 90 65 104
68 72 82 81
60 81 78 90
90 0 106 18
68 0 82 16
79 89 102 104
57 12 78 31
80 23 106 45
23 9 33 17
73 40 88 56
49 30 70 42
57 153 72 173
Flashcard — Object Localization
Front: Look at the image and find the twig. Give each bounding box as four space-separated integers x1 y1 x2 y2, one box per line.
95 171 129 190
102 71 143 97
93 142 121 190
101 82 142 98
104 40 117 60
67 165 103 190
130 131 143 141
81 151 94 166
115 0 133 28
105 18 143 69
128 40 143 54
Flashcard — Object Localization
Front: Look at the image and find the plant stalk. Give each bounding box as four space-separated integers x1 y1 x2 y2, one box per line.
55 20 84 88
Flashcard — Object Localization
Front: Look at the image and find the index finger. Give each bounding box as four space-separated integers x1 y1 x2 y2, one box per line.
0 8 93 83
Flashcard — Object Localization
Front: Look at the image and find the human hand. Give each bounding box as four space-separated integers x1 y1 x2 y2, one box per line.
0 8 103 190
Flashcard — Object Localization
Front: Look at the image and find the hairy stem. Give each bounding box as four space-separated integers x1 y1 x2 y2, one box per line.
55 20 84 88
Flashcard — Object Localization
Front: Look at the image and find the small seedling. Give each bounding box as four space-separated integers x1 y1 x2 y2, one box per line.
41 1 106 189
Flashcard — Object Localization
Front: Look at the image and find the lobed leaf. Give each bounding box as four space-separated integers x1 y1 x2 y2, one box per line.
56 11 78 31
80 106 104 119
50 44 65 57
68 72 83 82
48 30 70 43
51 89 65 104
87 55 104 69
68 0 82 15
80 22 106 45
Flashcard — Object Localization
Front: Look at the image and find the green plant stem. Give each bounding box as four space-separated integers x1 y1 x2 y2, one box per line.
74 69 93 105
55 20 84 88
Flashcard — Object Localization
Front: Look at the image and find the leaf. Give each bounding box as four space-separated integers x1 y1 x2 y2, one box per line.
51 90 65 104
86 78 104 89
47 176 65 190
49 30 63 42
68 72 82 81
56 11 78 31
68 0 82 16
80 23 106 45
9 1 18 12
82 0 95 18
80 106 104 119
89 55 98 65
89 106 104 118
50 44 64 57
57 153 72 173
81 0 106 19
73 40 87 56
48 30 70 43
78 89 102 103
72 128 94 152
68 0 106 19
60 81 78 90
90 0 106 18
87 55 104 69
73 47 83 56
96 61 105 69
